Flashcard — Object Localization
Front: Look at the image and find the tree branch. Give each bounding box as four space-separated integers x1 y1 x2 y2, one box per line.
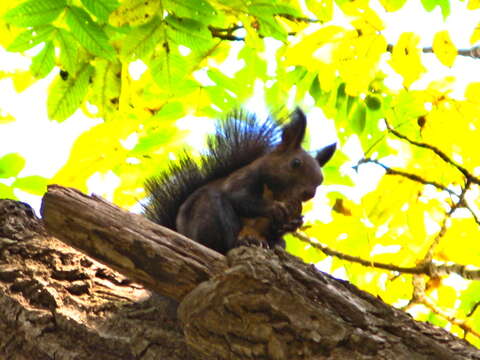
358 158 458 196
422 179 471 263
385 121 480 185
387 44 480 59
40 185 227 301
293 232 480 280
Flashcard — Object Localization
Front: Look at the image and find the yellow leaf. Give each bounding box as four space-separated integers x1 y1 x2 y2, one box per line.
53 117 140 190
109 0 161 27
437 284 458 309
467 0 480 10
0 113 15 124
432 31 457 67
334 32 387 95
465 82 480 103
12 71 37 93
305 0 333 22
470 22 480 45
284 25 344 68
351 7 385 34
388 32 426 88
435 218 480 266
316 62 336 92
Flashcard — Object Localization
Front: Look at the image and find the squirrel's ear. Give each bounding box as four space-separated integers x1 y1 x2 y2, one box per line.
316 143 336 167
279 108 307 151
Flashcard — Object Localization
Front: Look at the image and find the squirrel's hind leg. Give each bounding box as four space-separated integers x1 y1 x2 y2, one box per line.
176 189 241 254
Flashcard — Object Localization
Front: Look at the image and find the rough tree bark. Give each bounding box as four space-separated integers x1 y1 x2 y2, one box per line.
0 185 479 359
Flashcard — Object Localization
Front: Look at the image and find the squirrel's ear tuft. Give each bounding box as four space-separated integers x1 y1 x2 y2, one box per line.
279 107 307 151
316 143 336 167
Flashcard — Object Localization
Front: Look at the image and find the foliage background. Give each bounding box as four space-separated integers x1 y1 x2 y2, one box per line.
1 0 480 346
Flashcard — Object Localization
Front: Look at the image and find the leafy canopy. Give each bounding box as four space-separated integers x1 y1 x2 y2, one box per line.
2 0 480 346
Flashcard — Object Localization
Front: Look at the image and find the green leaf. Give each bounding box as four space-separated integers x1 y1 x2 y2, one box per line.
151 101 185 121
47 64 94 122
248 3 300 41
0 153 26 178
66 6 116 61
164 0 217 23
132 128 178 154
91 59 121 120
365 95 382 110
12 175 48 195
420 0 450 18
3 0 66 27
56 29 80 74
81 0 119 22
459 282 480 313
165 15 213 50
31 41 55 78
349 102 367 134
151 51 194 93
7 25 56 52
120 16 164 60
0 183 17 200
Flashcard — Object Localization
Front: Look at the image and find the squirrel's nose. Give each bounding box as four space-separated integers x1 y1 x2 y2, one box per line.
302 189 316 201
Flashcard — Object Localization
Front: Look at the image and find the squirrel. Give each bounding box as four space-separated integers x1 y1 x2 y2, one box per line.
144 108 336 254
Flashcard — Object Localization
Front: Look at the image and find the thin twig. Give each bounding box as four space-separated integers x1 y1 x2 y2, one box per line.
385 121 480 186
420 293 480 339
423 180 471 263
293 232 480 280
358 158 458 196
387 44 480 59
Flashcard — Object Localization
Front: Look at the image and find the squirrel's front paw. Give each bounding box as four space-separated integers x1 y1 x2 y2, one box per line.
269 201 289 224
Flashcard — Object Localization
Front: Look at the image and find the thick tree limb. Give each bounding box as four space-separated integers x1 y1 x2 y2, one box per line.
40 185 227 301
179 246 480 360
37 185 480 359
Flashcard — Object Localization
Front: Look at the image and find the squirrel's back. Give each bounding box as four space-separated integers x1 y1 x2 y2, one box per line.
144 111 283 230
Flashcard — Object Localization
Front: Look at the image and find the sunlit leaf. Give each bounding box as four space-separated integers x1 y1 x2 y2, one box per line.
378 0 408 11
12 175 48 195
465 82 480 103
3 0 66 27
30 41 55 78
66 6 116 61
7 25 55 52
56 29 80 74
421 0 450 18
432 31 457 67
305 0 333 22
0 183 17 200
109 0 160 27
389 32 426 88
90 59 121 120
47 64 93 121
81 0 118 22
52 117 139 189
0 153 26 178
349 102 366 134
120 16 164 60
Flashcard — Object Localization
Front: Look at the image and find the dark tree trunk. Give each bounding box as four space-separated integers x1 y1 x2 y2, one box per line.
0 185 478 359
0 199 196 360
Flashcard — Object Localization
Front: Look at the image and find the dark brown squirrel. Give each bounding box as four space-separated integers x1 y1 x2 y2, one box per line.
144 108 336 254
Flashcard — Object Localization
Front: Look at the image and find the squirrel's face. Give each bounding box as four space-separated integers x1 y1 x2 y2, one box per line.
266 109 337 203
288 151 324 201
263 148 324 202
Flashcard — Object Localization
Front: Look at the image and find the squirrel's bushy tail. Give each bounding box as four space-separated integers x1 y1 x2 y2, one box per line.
144 110 283 230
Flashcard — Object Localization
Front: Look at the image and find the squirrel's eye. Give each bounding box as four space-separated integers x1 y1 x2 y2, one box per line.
291 158 302 169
